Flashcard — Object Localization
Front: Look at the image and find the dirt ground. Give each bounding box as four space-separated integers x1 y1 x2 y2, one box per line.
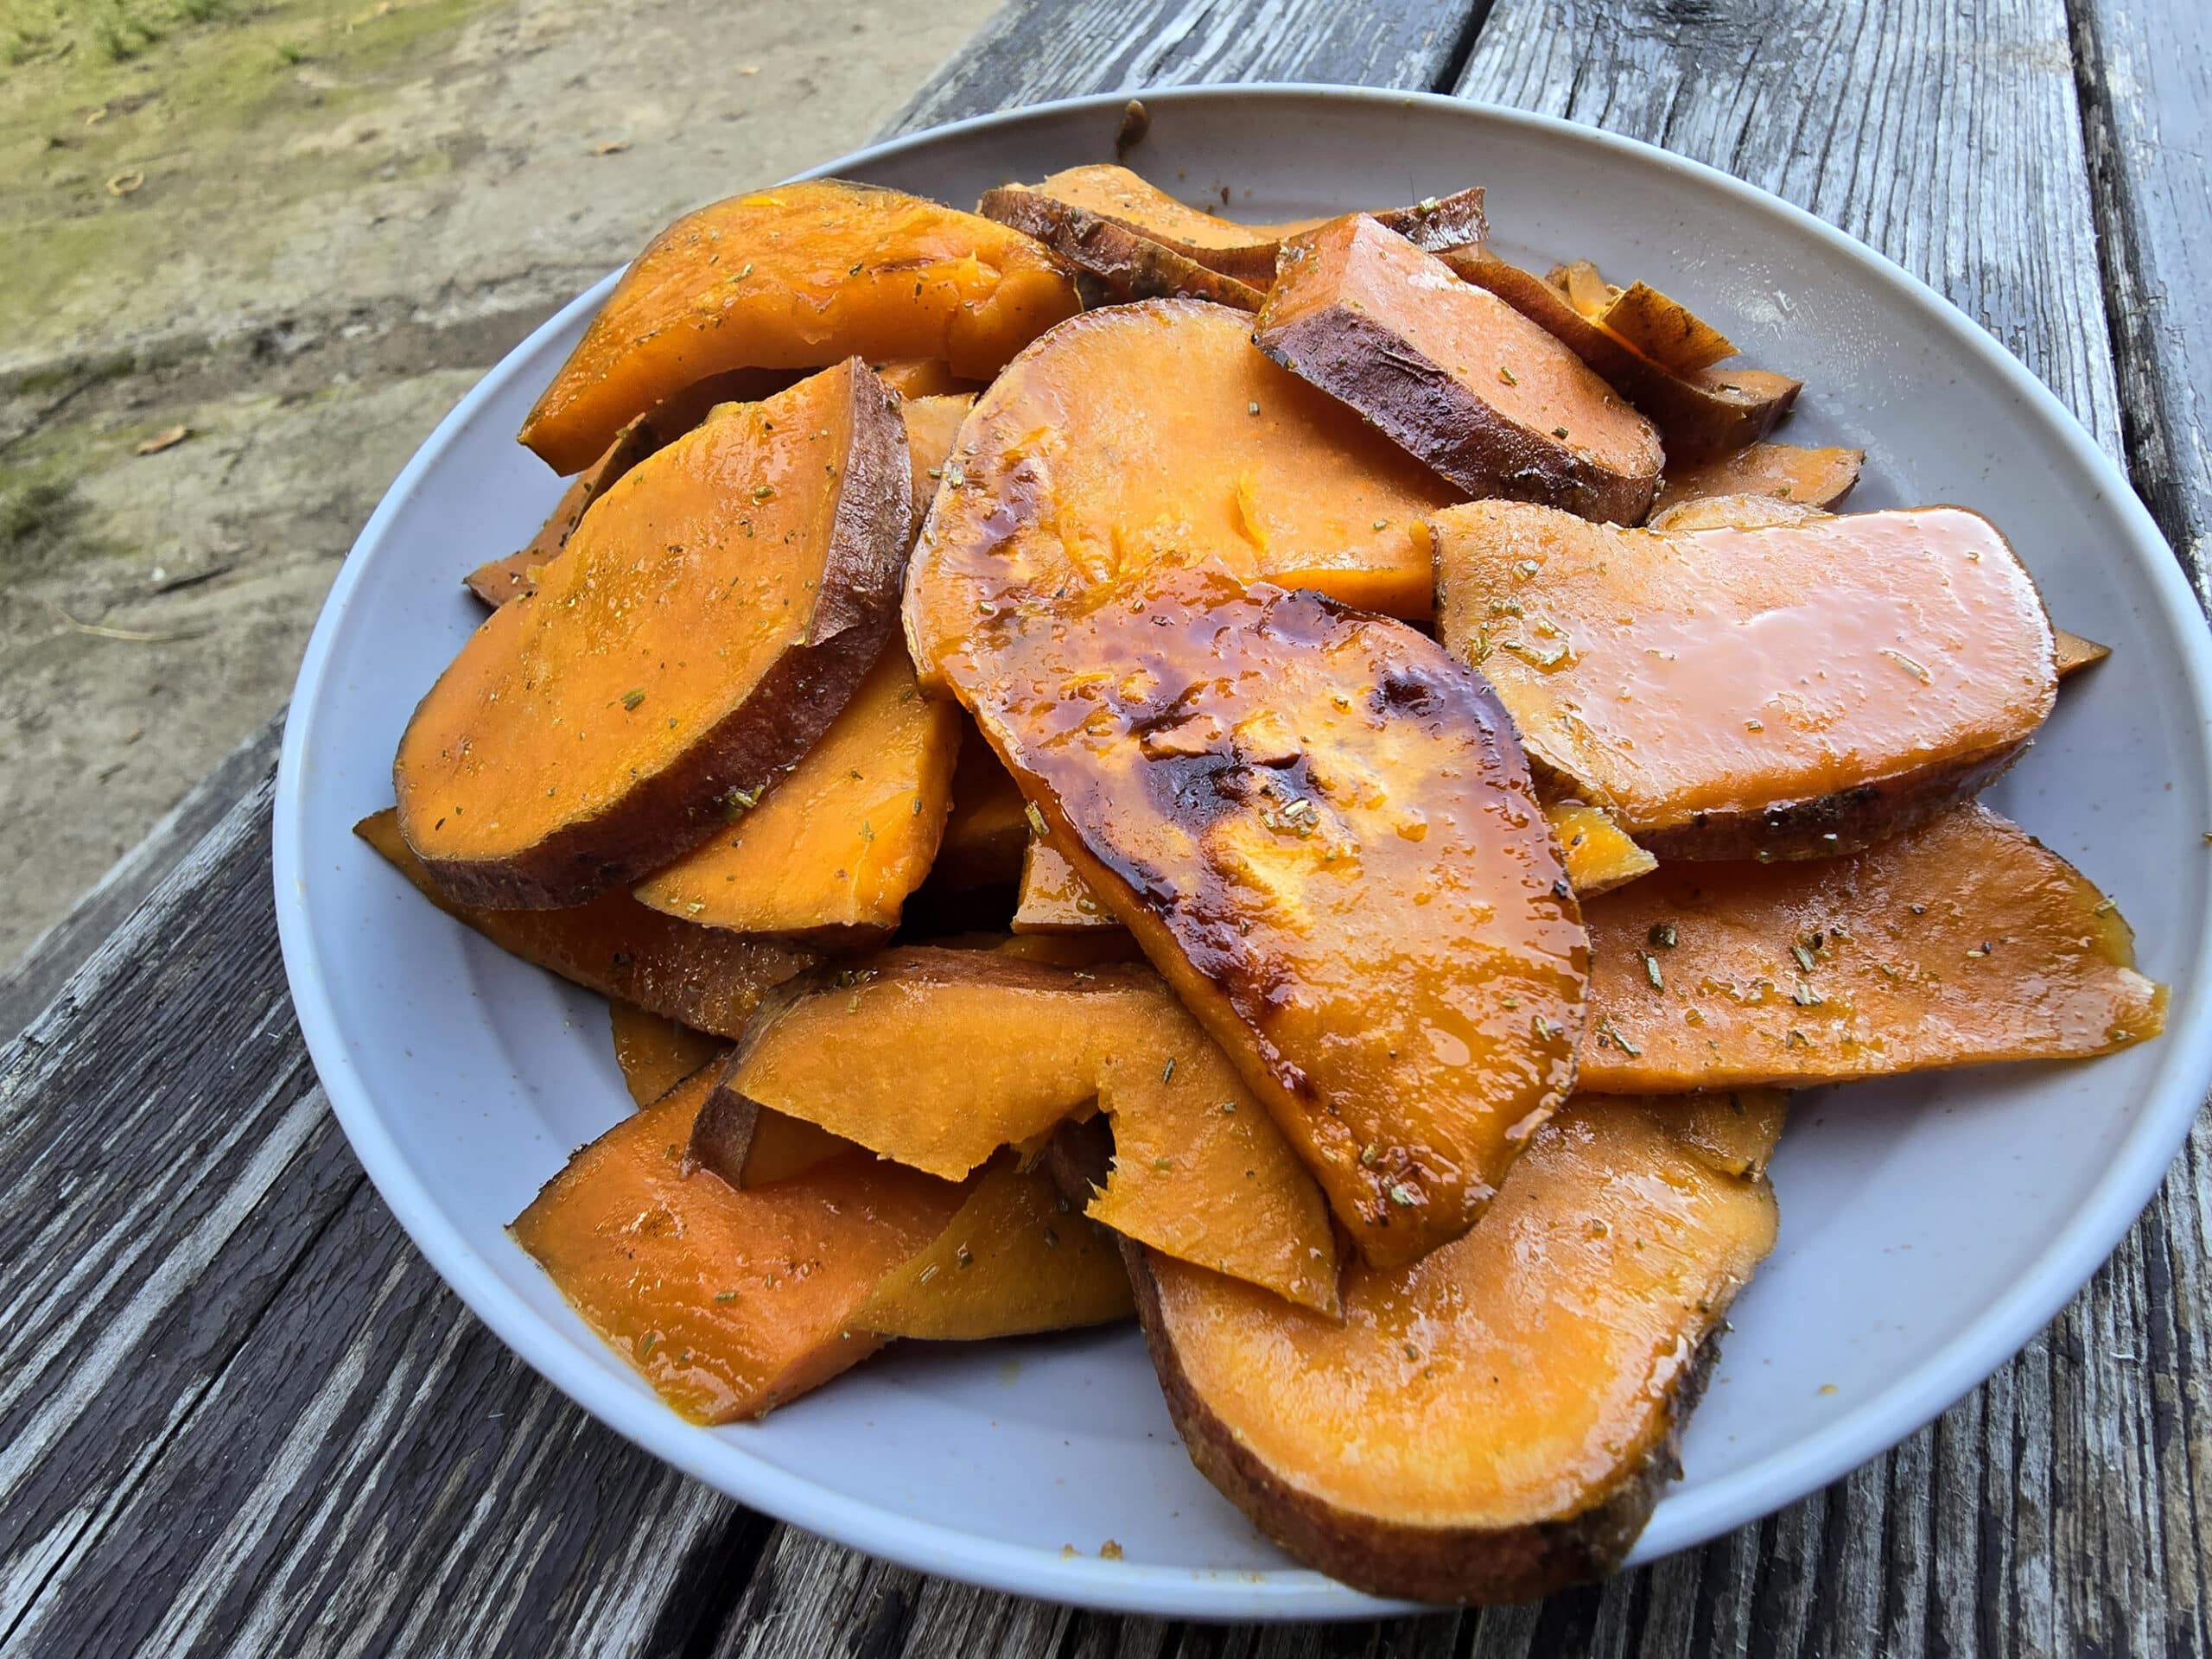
0 0 1000 969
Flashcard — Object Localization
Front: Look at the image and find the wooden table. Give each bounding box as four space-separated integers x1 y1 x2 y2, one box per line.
4 1 2206 1652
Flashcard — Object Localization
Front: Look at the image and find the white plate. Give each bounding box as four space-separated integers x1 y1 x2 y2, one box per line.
272 86 2212 1618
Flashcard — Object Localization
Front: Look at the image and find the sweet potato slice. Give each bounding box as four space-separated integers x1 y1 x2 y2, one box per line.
633 642 960 938
873 358 976 398
949 565 1588 1268
2056 629 2110 677
854 1158 1133 1340
1579 802 2166 1090
1013 838 1117 933
1549 262 1738 374
518 181 1079 474
397 361 911 908
899 392 973 530
904 299 1459 689
1643 493 1827 534
927 724 1032 890
1130 1090 1783 1602
608 1003 725 1106
510 1067 964 1423
1257 216 1662 524
1430 500 2058 859
693 947 1341 1311
1438 245 1800 460
690 1091 857 1189
1548 803 1656 898
1651 442 1864 518
977 186 1268 310
357 809 817 1036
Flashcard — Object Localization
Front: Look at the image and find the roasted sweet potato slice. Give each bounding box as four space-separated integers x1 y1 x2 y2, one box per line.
690 1092 856 1189
946 565 1588 1268
927 724 1031 890
873 358 976 398
1438 245 1800 460
1643 493 1827 534
1549 261 1738 374
633 642 960 938
693 946 1341 1311
1257 216 1662 524
519 181 1079 474
1013 838 1116 933
978 186 1268 310
1131 1090 1783 1603
510 1067 964 1423
357 809 817 1036
1548 803 1656 898
397 361 911 908
1579 803 2166 1090
899 392 973 530
1650 442 1864 518
904 299 1460 689
1430 501 2058 859
2056 629 2110 677
854 1158 1133 1339
608 1003 725 1106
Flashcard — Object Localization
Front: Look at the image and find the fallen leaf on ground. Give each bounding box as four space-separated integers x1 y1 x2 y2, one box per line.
136 426 190 455
105 170 144 197
592 139 630 156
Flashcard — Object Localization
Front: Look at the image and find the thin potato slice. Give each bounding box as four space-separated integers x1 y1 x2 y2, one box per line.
978 187 1268 310
1548 263 1739 373
1580 804 2166 1090
1430 501 2058 860
608 1003 725 1106
1014 837 1118 932
1132 1091 1784 1602
1650 442 1864 518
1548 803 1657 898
1643 493 1827 534
2056 629 2111 677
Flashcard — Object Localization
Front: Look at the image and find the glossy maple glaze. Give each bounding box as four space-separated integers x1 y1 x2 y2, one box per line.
633 643 960 935
355 810 817 1037
957 564 1588 1268
518 181 1078 474
1649 440 1865 517
1141 1092 1782 1539
1547 803 1656 897
510 1070 963 1423
1579 804 2167 1090
904 299 1459 690
1013 837 1116 931
1431 501 2059 855
607 1003 724 1107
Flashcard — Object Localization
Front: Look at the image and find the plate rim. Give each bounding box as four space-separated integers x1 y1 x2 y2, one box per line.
272 81 2212 1620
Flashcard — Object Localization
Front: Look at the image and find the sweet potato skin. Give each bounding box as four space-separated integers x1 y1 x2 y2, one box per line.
519 181 1079 474
397 361 912 908
1258 217 1662 524
978 188 1268 310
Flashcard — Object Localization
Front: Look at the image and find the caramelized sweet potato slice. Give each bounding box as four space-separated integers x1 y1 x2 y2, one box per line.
950 565 1588 1268
694 947 1340 1310
1650 442 1864 518
1643 493 1827 534
1131 1090 1783 1602
1258 216 1662 524
1438 245 1799 460
1013 838 1117 932
2056 629 2110 677
397 362 911 908
1548 803 1656 898
1549 262 1738 374
904 299 1459 690
899 392 973 530
357 809 817 1036
519 181 1079 474
928 724 1032 890
1430 501 2058 859
608 1002 725 1106
690 1092 857 1189
1580 803 2165 1090
854 1158 1133 1339
872 358 976 398
510 1068 964 1422
633 642 960 938
978 186 1268 310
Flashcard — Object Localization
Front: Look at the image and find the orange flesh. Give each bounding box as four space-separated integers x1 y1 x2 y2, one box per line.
728 1107 857 1188
1014 837 1116 931
608 1003 724 1106
2055 629 2110 677
1033 164 1302 264
510 1070 963 1422
899 392 973 531
905 299 1459 694
1652 442 1865 516
1580 803 2166 1090
634 644 960 935
930 723 1031 889
1429 502 2058 840
397 367 890 884
356 810 816 1037
1588 279 1738 373
1147 1091 1782 1528
1548 803 1657 897
519 181 1079 474
873 358 976 398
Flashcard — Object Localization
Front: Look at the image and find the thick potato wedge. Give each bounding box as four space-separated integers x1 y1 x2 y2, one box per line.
608 1003 725 1106
1651 442 1864 518
510 1068 964 1422
633 642 960 938
1257 216 1662 524
1013 837 1117 932
397 361 911 908
519 181 1079 474
1438 245 1800 460
1130 1090 1783 1602
947 564 1588 1268
1430 501 2058 859
978 186 1268 310
904 299 1460 688
1580 802 2166 1090
357 809 817 1037
2056 629 2110 677
1548 803 1657 898
694 947 1341 1312
853 1158 1133 1340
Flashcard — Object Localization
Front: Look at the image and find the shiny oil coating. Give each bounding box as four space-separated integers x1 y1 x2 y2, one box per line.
1430 502 2059 840
518 181 1078 474
1014 836 1116 931
1580 803 2167 1091
1547 803 1656 898
511 1071 963 1424
963 564 1589 1268
1147 1092 1782 1529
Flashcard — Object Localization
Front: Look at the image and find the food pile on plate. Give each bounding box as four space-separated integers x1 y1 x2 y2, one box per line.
360 164 2165 1602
